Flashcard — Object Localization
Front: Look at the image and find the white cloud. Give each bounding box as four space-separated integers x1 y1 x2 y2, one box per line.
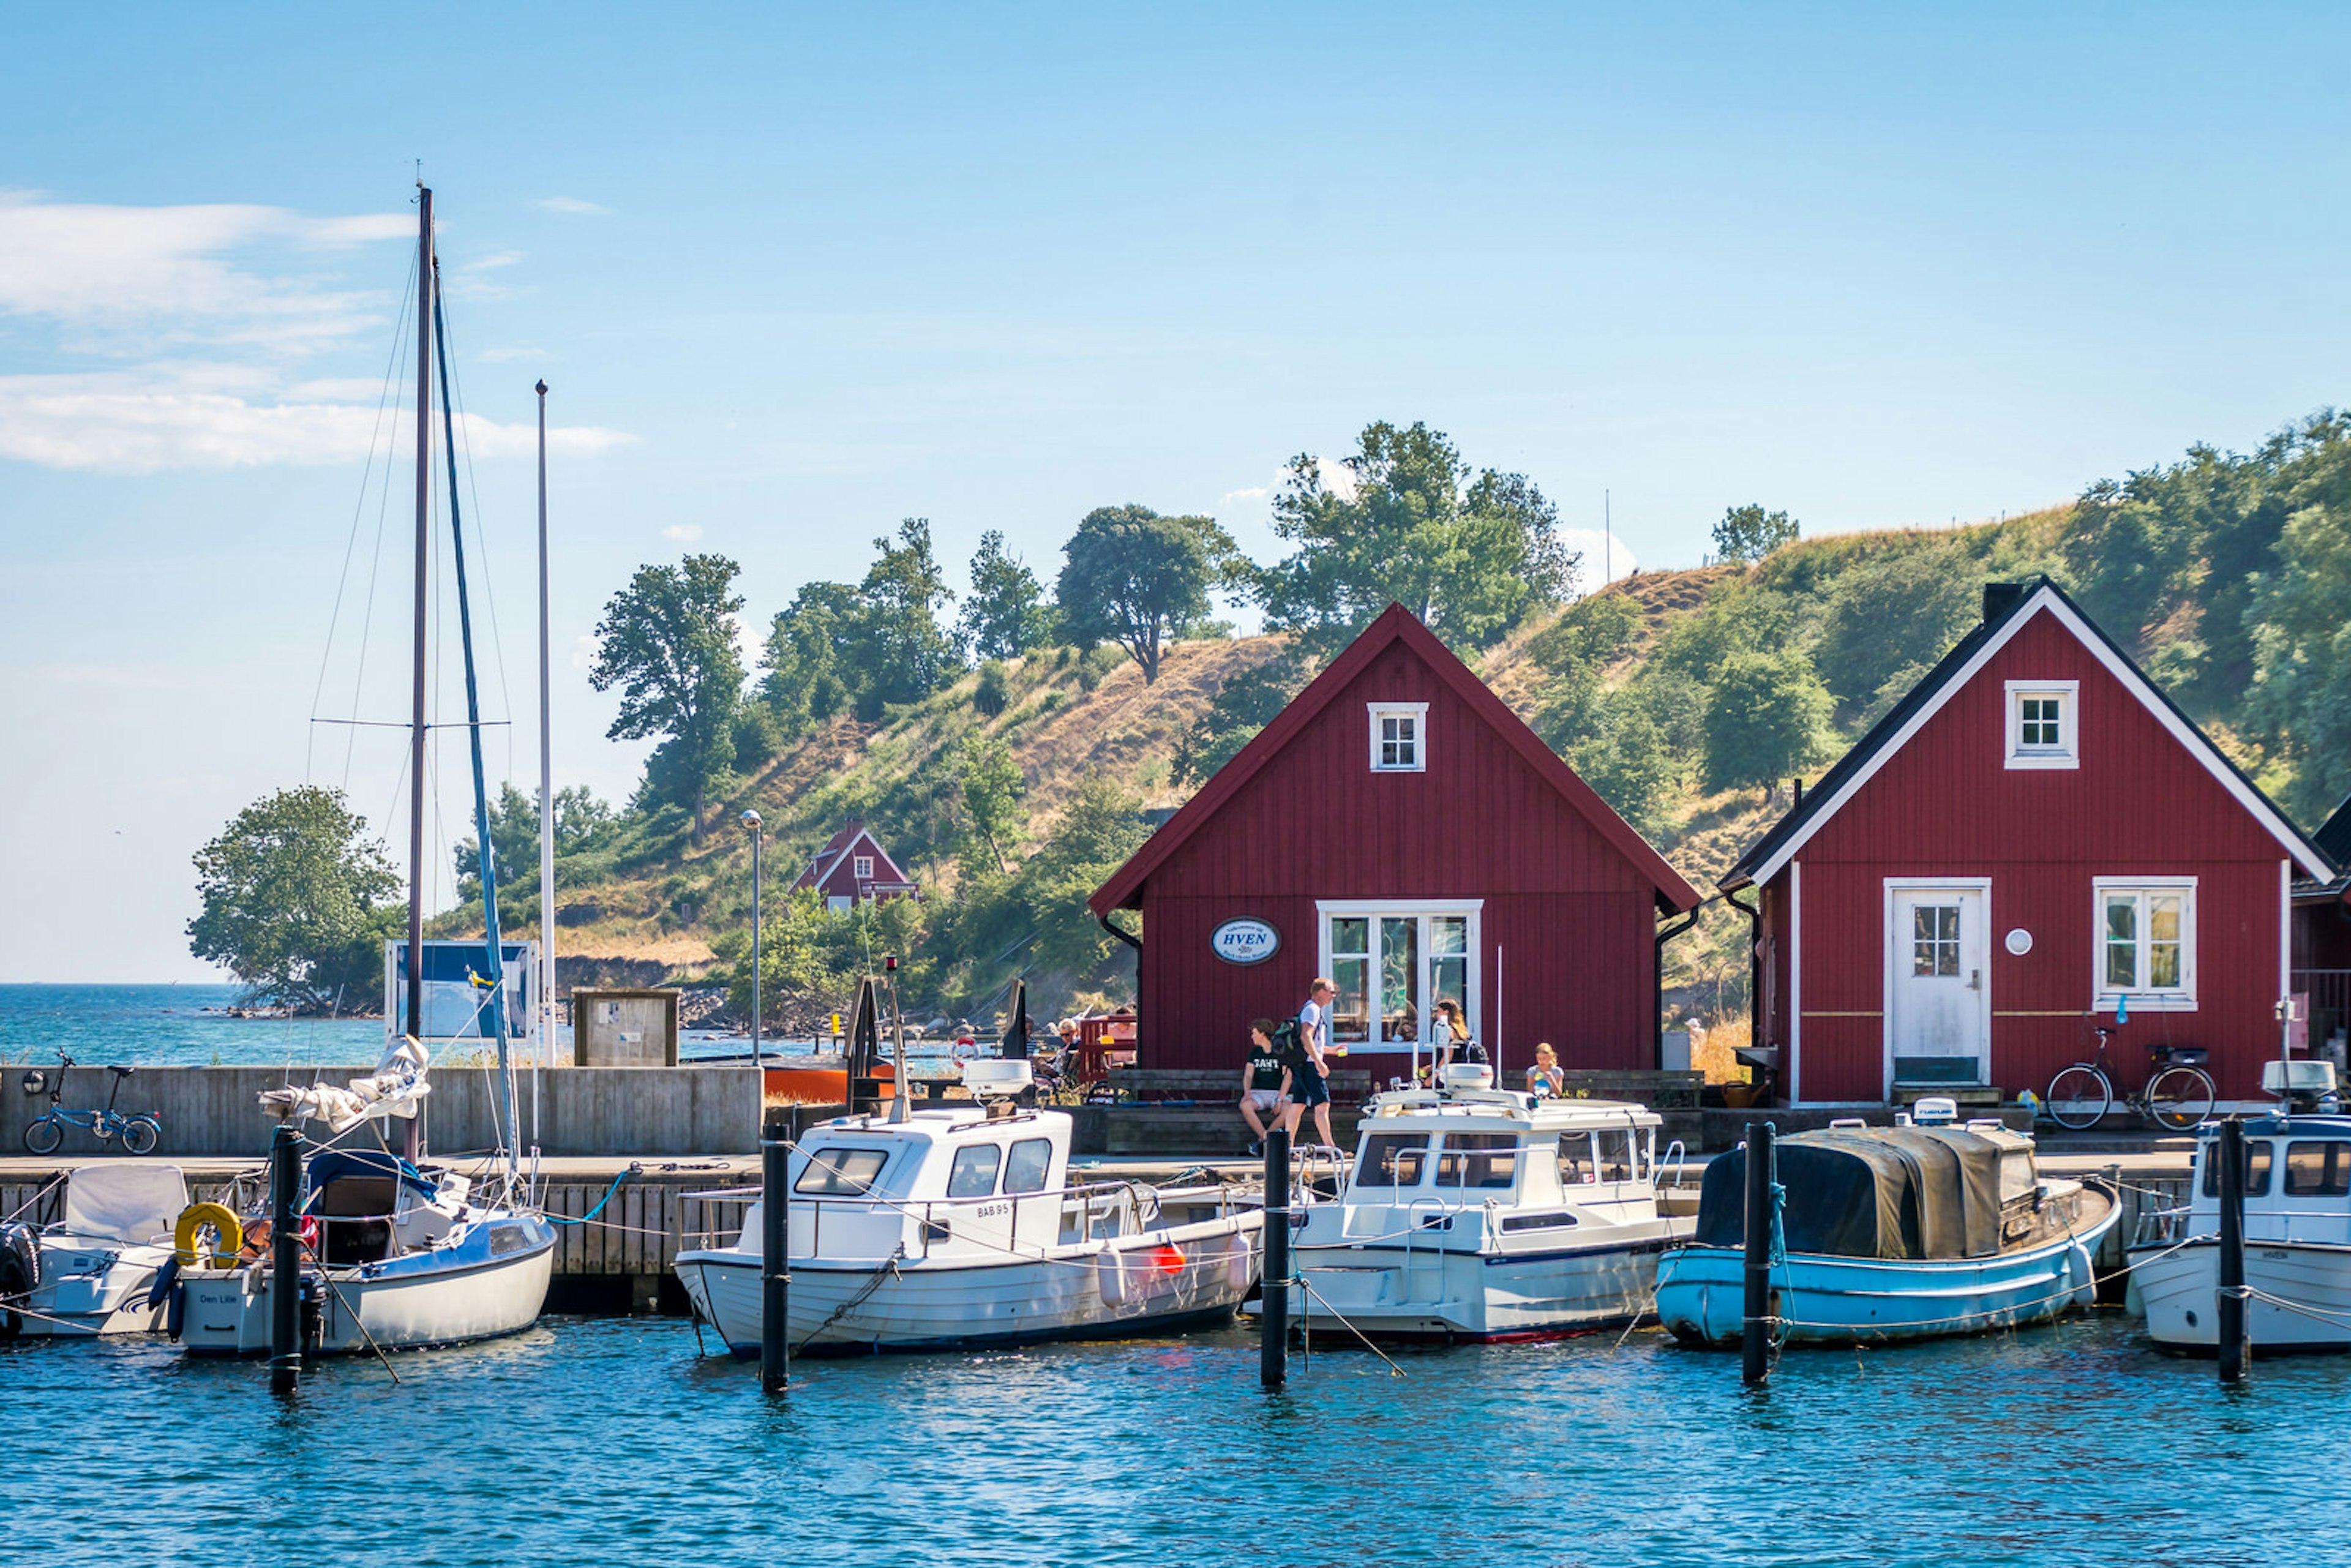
462 251 523 271
0 373 633 473
533 197 610 216
1559 528 1638 596
0 191 408 347
662 523 703 542
1218 484 1271 506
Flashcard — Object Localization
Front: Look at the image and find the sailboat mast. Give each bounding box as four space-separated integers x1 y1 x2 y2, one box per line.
406 186 433 1048
535 378 552 1144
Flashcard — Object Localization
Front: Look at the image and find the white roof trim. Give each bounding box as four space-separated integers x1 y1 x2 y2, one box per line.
1748 585 2330 887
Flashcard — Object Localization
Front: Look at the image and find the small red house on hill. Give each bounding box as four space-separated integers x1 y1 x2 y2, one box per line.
791 819 920 911
1722 578 2334 1106
1089 604 1703 1076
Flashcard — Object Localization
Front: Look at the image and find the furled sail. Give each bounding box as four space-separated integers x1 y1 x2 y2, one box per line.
258 1037 432 1133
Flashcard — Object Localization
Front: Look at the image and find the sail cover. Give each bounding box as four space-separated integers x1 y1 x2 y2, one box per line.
56 1164 190 1245
258 1036 432 1133
1695 1127 2004 1260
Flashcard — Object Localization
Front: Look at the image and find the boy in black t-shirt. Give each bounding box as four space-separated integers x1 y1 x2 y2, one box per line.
1238 1018 1286 1157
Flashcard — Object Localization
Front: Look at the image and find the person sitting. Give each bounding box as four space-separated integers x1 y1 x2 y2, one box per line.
1433 999 1484 1073
1526 1040 1565 1098
1238 1019 1286 1157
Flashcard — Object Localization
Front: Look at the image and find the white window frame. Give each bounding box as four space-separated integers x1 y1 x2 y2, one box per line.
852 854 875 880
1316 898 1480 1054
2004 680 2080 770
2091 876 2197 1011
1367 702 1430 773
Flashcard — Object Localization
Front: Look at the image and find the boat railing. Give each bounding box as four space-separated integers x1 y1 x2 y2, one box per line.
678 1176 1234 1258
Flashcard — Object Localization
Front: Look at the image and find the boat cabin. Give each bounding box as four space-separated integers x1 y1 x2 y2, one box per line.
304 1149 468 1266
1327 1083 1673 1247
2182 1115 2351 1247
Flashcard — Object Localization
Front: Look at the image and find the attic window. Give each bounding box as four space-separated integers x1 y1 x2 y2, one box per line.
853 855 875 880
1368 703 1429 772
2004 680 2079 770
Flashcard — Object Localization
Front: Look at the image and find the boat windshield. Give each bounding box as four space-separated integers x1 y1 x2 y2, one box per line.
797 1147 891 1195
1559 1130 1643 1185
1354 1133 1430 1187
1003 1138 1053 1194
2201 1140 2273 1198
2284 1141 2351 1197
1435 1133 1520 1190
947 1145 1001 1198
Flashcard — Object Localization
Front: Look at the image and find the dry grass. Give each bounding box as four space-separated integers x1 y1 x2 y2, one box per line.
1691 1015 1752 1085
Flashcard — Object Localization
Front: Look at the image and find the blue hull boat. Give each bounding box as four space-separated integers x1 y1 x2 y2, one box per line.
1655 1122 2119 1346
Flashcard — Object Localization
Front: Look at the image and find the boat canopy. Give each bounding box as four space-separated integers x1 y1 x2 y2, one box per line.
56 1163 190 1245
1695 1128 2006 1261
304 1147 439 1202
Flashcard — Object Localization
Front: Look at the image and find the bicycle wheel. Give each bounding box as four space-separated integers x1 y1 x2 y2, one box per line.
121 1117 160 1155
2143 1067 2215 1131
2044 1066 2112 1130
23 1117 62 1155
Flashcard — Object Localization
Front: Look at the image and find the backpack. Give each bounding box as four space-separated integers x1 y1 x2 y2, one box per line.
1271 1016 1313 1074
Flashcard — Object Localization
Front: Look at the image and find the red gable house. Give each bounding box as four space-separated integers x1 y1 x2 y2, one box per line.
1089 604 1703 1076
2293 792 2351 1054
791 819 920 911
1722 578 2334 1106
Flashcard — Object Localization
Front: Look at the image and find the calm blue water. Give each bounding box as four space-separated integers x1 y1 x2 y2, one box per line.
0 985 922 1069
3 1314 2337 1566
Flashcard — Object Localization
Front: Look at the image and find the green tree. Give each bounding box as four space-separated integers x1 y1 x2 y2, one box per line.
848 519 962 715
1572 698 1676 838
955 733 1025 876
1261 422 1573 653
1814 549 1974 716
959 530 1053 661
1701 648 1835 793
589 553 745 842
188 786 401 1013
2249 495 2351 823
759 580 861 736
1056 505 1239 684
1013 775 1150 978
1714 504 1800 563
1172 647 1311 785
456 783 617 898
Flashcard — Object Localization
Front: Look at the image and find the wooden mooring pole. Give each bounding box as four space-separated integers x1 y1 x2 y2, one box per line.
1741 1120 1775 1389
1261 1126 1289 1390
269 1123 302 1395
2218 1117 2248 1385
760 1109 790 1393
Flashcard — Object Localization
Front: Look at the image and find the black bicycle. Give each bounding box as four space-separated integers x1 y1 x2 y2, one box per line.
2044 1026 2214 1132
23 1052 162 1155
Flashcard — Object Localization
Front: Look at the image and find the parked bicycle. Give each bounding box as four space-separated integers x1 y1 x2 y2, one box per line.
22 1052 162 1155
2043 1023 2214 1131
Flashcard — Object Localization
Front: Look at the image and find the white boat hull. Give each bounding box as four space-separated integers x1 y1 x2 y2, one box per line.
1283 1220 1689 1341
677 1217 1261 1355
1655 1209 2117 1347
10 1244 174 1338
2129 1237 2351 1352
179 1237 554 1357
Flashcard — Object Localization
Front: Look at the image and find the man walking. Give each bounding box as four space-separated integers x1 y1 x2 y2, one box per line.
1281 977 1338 1150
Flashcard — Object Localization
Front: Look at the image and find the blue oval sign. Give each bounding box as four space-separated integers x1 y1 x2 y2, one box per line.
1211 917 1280 966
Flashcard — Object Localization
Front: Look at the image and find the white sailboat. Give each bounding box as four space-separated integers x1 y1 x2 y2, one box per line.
675 1063 1262 1354
175 185 555 1359
0 1165 189 1338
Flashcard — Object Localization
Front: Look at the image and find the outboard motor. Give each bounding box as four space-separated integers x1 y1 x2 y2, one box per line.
0 1220 41 1338
2263 1059 2341 1116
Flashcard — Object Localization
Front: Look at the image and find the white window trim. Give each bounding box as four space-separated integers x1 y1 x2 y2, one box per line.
2004 679 2080 770
1367 702 1430 773
1316 898 1481 1054
2091 876 2197 1011
852 854 875 880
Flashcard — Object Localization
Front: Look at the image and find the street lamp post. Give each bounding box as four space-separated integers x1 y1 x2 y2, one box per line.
742 809 763 1072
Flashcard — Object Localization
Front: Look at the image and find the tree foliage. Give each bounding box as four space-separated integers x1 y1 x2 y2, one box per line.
851 518 962 713
954 733 1024 876
959 530 1053 661
1814 549 1974 716
188 787 400 1012
1702 648 1835 792
759 580 862 735
456 783 615 898
1714 504 1800 563
1260 421 1573 655
589 553 745 839
1056 505 1238 684
1173 648 1311 786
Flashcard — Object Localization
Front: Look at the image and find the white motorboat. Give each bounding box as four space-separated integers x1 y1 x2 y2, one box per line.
2129 1067 2351 1351
1655 1120 2117 1346
675 1062 1262 1355
1255 1065 1693 1342
176 1147 554 1357
0 1165 189 1337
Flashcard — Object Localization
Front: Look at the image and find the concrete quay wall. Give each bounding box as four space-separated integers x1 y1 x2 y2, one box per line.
13 1064 764 1160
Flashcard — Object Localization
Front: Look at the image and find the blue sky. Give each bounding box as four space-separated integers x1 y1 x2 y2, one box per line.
5 4 2347 981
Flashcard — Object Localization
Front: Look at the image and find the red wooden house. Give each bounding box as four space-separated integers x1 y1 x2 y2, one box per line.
2292 793 2351 1056
790 819 920 911
1089 604 1702 1076
1722 578 2335 1106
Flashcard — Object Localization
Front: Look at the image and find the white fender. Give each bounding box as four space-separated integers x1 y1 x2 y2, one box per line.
2067 1241 2097 1308
1097 1249 1128 1308
1225 1229 1254 1294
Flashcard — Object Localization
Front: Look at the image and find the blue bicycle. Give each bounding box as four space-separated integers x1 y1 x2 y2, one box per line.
23 1052 162 1155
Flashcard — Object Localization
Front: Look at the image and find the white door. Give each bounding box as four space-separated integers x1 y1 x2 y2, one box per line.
1887 886 1988 1086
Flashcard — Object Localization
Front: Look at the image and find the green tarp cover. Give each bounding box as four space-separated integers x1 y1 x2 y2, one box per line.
1695 1127 2005 1261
